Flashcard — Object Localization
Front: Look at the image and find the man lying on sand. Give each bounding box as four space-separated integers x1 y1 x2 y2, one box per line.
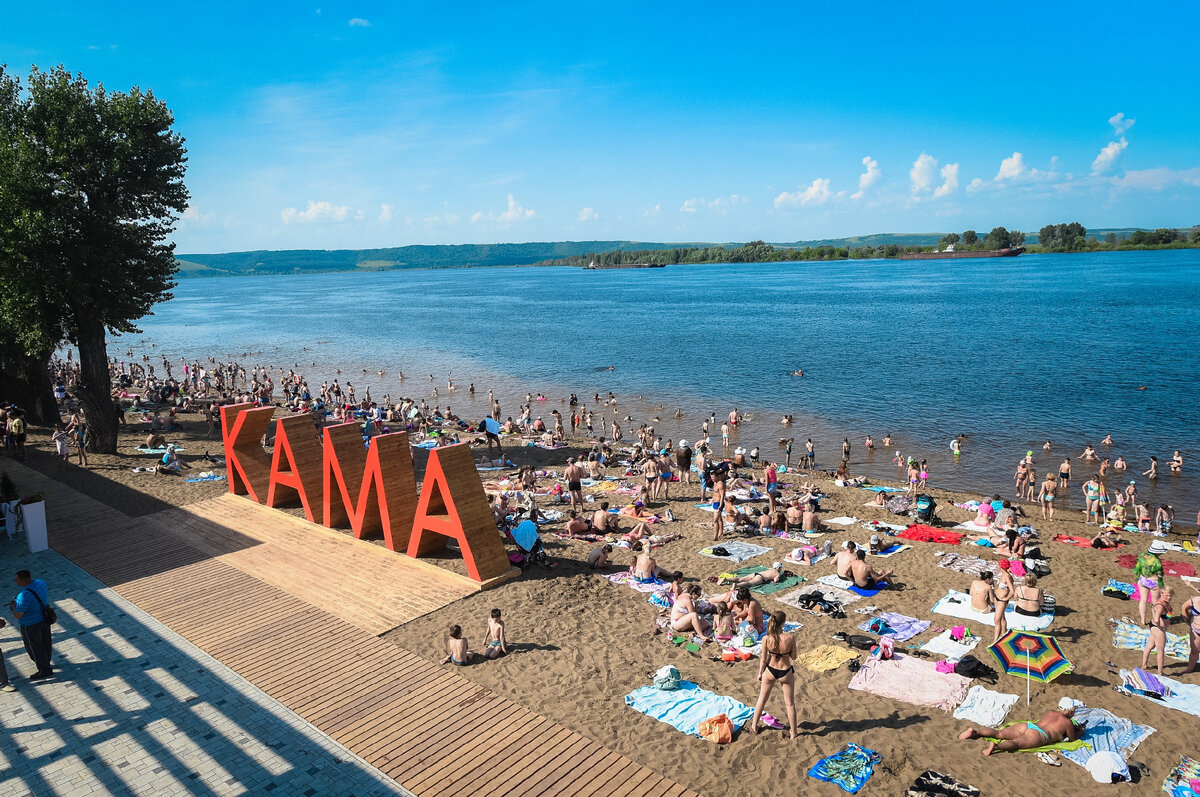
716 561 790 588
958 708 1084 755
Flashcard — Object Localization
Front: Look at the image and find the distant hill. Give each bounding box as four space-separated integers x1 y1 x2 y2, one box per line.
770 232 945 248
174 241 716 278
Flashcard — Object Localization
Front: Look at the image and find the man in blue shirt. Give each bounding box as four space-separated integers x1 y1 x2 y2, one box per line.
10 570 52 680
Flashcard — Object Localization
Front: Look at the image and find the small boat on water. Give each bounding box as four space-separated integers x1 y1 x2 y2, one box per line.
899 244 1025 260
583 261 666 270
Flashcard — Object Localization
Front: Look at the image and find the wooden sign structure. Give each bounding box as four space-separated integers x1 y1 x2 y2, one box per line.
219 404 514 586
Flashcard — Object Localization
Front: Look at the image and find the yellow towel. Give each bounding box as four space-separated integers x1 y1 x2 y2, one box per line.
796 644 859 672
1184 541 1197 553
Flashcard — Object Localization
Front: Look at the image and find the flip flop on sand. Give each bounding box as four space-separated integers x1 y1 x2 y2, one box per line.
1036 752 1061 766
760 714 786 730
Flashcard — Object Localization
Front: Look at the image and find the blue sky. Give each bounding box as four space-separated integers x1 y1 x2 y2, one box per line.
5 2 1199 252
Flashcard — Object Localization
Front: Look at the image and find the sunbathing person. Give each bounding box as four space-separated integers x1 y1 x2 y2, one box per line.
849 551 893 589
564 511 595 538
144 432 167 449
439 625 477 666
732 587 765 638
834 541 858 579
1091 527 1124 549
592 502 616 534
995 529 1026 557
631 540 676 583
718 562 791 588
669 584 711 641
622 522 682 547
958 708 1084 755
801 502 820 533
970 571 996 612
1013 572 1043 617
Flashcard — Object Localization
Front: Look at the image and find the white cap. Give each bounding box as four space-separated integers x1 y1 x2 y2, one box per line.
679 440 688 447
773 561 782 571
870 534 881 544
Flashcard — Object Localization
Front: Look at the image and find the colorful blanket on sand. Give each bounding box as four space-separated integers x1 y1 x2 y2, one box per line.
698 541 773 562
796 644 859 673
1055 533 1125 548
857 612 930 642
1111 618 1190 660
807 743 881 794
937 552 1026 584
1104 579 1135 596
931 590 1053 631
625 680 753 737
604 572 667 593
848 654 971 712
778 584 862 608
1116 553 1197 578
1059 705 1155 769
898 525 964 545
1162 756 1200 797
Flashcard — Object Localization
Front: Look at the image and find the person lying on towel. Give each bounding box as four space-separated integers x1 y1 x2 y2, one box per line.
849 551 893 589
958 707 1085 755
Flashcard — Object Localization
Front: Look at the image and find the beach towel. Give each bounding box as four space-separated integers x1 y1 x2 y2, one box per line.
899 525 964 545
698 541 772 562
784 551 828 568
1058 706 1155 769
937 552 1025 584
1104 579 1136 596
625 680 754 738
860 521 907 532
848 654 971 712
411 440 439 449
796 644 859 672
863 485 907 493
1117 669 1200 717
825 516 860 526
1110 618 1190 660
604 572 667 593
1054 533 1126 548
807 743 881 794
184 474 225 483
857 612 929 642
922 628 982 659
952 685 1019 726
954 521 993 531
779 584 861 608
818 574 854 589
908 771 980 797
931 590 1053 631
1162 757 1200 797
752 573 806 595
869 543 911 558
1116 553 1197 578
135 446 186 454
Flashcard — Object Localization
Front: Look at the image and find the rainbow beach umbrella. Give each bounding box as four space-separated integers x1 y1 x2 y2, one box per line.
988 630 1073 704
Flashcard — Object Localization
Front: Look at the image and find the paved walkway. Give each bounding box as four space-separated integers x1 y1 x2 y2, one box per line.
0 539 409 797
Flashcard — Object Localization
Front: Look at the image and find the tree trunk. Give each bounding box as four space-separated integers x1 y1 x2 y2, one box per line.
0 352 56 425
72 317 118 453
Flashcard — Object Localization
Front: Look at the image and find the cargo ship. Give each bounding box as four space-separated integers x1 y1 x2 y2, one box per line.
583 261 666 269
898 244 1025 260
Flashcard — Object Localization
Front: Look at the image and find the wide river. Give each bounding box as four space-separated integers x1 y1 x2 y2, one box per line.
122 249 1200 514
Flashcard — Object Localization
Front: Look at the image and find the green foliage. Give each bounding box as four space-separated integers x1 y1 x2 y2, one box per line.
961 230 979 246
1037 222 1088 251
983 226 1013 250
1191 227 1200 244
938 232 960 248
1129 228 1183 246
1105 232 1118 244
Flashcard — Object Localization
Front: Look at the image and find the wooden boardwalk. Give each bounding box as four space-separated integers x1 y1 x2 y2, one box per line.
7 461 697 797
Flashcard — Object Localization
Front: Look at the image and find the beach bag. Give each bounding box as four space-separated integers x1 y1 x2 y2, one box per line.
23 588 56 626
652 665 681 691
664 508 677 522
1041 593 1057 614
709 546 730 557
847 634 876 651
954 655 996 681
697 713 733 744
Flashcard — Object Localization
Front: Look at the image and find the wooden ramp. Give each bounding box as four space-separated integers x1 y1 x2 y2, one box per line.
6 461 697 797
160 494 478 634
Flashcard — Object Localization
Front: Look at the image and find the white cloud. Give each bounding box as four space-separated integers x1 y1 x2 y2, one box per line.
1110 166 1200 191
644 204 662 218
378 203 393 222
851 156 880 200
180 205 214 226
1109 112 1135 136
910 153 938 194
680 195 748 214
967 177 985 193
471 194 535 224
933 163 959 198
578 207 598 221
995 152 1026 181
680 199 700 214
280 200 351 224
348 17 370 26
775 179 832 208
1092 137 1129 175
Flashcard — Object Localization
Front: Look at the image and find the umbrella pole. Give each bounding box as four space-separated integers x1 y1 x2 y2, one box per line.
1026 648 1031 706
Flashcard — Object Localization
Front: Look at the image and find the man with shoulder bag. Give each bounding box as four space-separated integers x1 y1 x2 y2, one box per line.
11 570 54 680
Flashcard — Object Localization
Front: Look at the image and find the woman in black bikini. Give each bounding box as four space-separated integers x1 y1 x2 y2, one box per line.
1013 573 1042 617
750 611 798 740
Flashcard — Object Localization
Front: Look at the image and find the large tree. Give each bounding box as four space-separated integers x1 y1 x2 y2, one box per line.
0 65 187 450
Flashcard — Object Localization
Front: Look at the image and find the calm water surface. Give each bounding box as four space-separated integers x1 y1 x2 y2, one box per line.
121 249 1200 514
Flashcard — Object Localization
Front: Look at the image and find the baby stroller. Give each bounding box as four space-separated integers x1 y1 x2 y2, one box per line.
507 520 549 570
914 493 937 523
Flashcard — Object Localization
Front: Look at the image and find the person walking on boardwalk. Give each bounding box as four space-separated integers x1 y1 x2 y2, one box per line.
11 570 53 680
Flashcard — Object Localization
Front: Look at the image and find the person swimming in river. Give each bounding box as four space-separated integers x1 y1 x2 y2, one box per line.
790 369 804 376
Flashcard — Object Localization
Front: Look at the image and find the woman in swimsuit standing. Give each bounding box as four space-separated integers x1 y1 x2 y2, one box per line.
1134 542 1167 625
1038 473 1057 520
1182 591 1200 674
750 611 798 739
992 561 1015 643
1142 587 1174 676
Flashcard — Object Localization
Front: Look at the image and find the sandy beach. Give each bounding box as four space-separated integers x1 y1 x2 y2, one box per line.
8 381 1197 797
